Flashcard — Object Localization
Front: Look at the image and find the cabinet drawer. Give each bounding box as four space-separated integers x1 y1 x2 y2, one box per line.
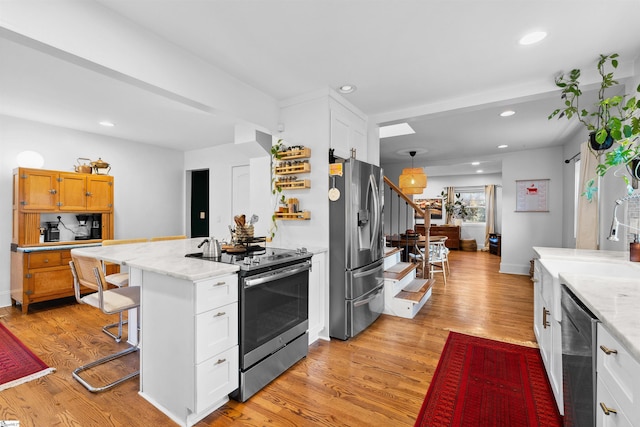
195 302 238 364
597 377 634 427
195 345 239 412
597 323 640 426
28 251 63 268
195 274 238 314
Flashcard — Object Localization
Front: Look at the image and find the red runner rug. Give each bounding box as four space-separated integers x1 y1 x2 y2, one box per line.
415 332 562 427
0 323 55 391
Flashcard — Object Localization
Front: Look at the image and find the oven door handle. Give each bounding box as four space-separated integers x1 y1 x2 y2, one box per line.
244 262 311 288
353 287 383 307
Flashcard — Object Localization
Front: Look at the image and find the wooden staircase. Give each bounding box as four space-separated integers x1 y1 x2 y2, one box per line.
382 246 434 319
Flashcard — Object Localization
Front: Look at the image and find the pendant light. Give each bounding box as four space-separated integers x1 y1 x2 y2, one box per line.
399 151 427 194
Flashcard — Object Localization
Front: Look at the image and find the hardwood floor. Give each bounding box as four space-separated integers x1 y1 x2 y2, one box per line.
0 250 536 426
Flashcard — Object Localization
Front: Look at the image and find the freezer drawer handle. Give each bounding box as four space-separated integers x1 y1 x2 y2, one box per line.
599 402 618 416
599 345 618 355
353 288 383 308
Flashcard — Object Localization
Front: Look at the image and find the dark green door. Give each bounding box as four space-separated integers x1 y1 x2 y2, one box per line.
190 169 209 238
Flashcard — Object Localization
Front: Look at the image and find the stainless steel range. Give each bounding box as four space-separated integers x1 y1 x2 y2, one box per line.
188 245 312 402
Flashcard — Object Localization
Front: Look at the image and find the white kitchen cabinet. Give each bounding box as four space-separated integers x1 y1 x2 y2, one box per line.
139 271 239 427
533 259 564 414
308 252 327 343
330 99 367 161
596 323 640 427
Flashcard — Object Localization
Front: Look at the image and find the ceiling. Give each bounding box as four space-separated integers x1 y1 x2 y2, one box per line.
2 1 640 175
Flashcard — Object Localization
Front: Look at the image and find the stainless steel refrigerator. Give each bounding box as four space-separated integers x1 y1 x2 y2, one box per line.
329 158 385 340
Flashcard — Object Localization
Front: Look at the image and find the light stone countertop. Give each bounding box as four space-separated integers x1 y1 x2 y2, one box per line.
535 246 640 361
71 238 238 281
533 246 631 263
560 272 640 361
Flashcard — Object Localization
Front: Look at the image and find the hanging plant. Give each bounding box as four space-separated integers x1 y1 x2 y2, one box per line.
549 53 640 195
268 139 286 240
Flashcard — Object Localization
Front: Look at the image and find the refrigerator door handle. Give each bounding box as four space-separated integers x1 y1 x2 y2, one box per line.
353 287 384 307
369 173 381 257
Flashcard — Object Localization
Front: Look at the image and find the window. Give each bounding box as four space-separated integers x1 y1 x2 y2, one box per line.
457 187 486 223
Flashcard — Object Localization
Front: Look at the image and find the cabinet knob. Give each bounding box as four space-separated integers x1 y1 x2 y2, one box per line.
49 189 57 194
86 192 92 196
599 402 618 416
599 345 618 355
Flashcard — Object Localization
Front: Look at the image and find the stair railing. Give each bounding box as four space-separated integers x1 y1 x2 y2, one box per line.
383 176 430 262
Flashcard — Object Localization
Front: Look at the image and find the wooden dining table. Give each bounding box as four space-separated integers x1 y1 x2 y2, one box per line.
387 234 447 262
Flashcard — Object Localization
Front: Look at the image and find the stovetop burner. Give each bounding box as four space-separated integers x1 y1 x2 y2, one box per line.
186 246 310 273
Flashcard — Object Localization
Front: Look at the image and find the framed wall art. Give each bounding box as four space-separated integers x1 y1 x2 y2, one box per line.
515 179 549 212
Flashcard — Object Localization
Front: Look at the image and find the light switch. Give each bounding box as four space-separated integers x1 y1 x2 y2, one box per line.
200 212 206 219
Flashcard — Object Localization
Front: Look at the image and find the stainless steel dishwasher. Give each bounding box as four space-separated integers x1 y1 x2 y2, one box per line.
560 283 599 427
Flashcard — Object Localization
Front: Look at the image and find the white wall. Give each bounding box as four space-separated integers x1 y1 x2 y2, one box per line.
0 115 185 307
501 146 564 274
183 142 271 242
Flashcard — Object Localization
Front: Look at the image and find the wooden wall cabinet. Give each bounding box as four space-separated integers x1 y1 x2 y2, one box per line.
15 168 113 212
430 225 461 249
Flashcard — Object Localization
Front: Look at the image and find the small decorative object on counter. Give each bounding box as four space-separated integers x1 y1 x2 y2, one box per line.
631 234 640 262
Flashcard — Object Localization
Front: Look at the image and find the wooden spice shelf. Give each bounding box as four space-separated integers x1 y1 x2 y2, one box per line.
274 211 311 220
275 179 311 190
278 147 311 160
274 163 311 175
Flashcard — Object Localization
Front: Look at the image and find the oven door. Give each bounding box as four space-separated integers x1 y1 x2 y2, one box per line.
240 261 311 369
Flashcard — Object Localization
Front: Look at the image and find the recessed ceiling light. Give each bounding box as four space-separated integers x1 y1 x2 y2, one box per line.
476 170 483 173
519 31 547 45
379 123 416 138
338 84 357 94
500 110 516 117
99 121 115 127
497 144 508 149
471 161 480 166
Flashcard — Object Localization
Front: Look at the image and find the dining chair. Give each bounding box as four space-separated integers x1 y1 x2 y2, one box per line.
69 255 140 392
100 237 148 342
150 235 187 241
428 240 448 285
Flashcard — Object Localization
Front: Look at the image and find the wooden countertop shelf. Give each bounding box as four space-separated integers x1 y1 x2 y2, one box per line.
275 179 311 190
274 211 311 220
274 163 311 175
278 147 311 160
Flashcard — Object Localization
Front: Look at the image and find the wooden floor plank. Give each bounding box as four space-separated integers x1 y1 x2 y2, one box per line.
0 250 534 426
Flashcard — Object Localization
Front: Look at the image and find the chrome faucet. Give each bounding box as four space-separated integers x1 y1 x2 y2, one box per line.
607 193 640 241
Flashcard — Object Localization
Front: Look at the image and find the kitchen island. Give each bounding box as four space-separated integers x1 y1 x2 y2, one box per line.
533 247 640 425
72 238 240 427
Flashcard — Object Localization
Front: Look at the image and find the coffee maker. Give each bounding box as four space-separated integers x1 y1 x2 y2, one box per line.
91 214 102 239
44 222 60 242
75 215 91 240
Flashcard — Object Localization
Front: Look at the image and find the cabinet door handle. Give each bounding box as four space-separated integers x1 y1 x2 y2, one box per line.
599 402 618 415
215 358 226 365
49 189 57 194
43 259 49 263
542 307 550 328
86 192 92 196
213 281 226 287
213 312 226 317
599 345 618 355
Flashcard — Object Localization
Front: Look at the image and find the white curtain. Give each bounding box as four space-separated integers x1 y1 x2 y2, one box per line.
445 186 455 224
483 185 496 250
576 141 599 249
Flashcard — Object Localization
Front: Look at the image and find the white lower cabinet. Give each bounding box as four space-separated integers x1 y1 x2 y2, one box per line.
533 260 564 415
596 323 640 427
139 270 239 427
